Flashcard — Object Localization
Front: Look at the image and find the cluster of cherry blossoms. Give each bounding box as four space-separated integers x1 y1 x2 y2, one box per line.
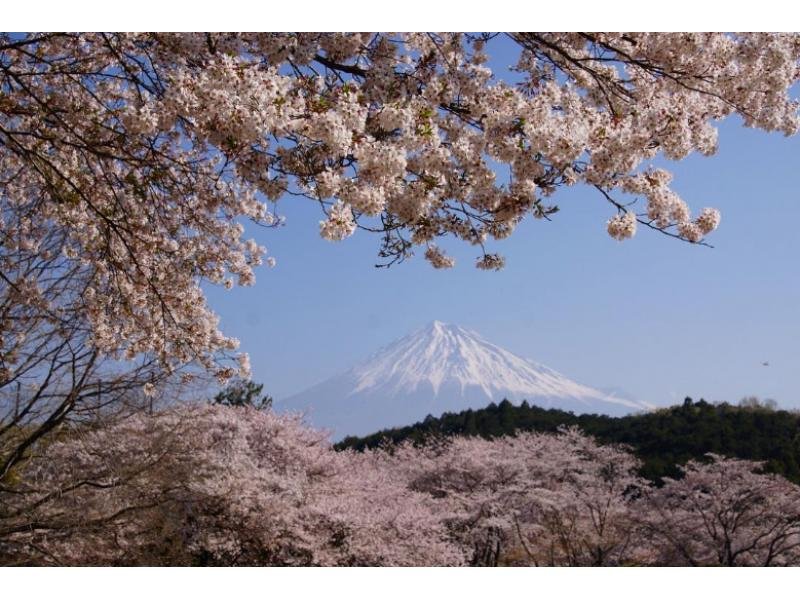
424 245 456 269
607 211 638 240
319 200 357 241
4 403 800 567
2 32 799 387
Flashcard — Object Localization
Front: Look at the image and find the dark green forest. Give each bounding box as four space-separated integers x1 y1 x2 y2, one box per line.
336 398 800 484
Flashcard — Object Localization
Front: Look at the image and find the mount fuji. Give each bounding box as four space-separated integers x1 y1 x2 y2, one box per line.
277 321 652 439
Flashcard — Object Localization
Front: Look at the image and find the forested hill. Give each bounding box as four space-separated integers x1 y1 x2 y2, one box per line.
335 398 800 484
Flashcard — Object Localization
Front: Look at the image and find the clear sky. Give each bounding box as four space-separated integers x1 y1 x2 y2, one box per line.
205 39 800 409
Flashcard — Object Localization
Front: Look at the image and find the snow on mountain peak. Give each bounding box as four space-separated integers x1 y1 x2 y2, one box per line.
278 321 649 438
350 321 610 403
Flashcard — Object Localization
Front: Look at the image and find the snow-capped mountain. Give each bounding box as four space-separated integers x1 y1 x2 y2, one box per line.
278 321 651 439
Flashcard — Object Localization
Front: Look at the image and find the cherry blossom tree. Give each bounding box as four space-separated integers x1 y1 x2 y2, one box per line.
639 455 800 566
389 428 647 566
2 32 799 486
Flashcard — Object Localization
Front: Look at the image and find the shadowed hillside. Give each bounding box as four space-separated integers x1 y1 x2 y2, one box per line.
336 397 800 484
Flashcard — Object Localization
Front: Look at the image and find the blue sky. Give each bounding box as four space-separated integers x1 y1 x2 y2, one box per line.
205 39 800 409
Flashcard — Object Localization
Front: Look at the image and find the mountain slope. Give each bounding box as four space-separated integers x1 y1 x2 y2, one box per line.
278 321 651 438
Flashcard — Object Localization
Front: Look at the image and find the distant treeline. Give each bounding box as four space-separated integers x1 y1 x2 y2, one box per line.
335 397 800 484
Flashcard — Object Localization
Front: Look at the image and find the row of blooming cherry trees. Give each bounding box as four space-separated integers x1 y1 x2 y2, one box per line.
2 404 799 566
2 33 800 481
